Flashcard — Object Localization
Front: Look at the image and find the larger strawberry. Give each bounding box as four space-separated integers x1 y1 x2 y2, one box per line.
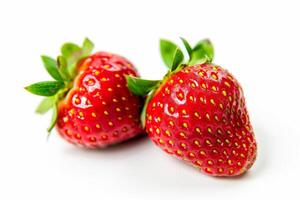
25 38 144 148
126 38 257 176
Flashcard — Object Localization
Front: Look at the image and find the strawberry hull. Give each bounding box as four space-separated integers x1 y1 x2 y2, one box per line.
145 64 257 176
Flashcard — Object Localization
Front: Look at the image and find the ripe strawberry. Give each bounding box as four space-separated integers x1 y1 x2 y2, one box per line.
25 38 143 148
127 38 257 176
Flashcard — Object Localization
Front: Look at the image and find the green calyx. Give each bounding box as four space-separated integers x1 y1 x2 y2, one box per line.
25 38 94 133
125 76 160 96
126 37 214 127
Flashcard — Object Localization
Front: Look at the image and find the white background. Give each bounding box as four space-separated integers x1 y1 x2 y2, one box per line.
0 0 299 199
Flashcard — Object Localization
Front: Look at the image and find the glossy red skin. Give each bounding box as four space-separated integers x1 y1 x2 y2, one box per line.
57 52 144 148
145 63 257 176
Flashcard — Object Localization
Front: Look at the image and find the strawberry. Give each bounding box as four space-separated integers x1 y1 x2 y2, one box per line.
25 38 143 148
126 38 257 176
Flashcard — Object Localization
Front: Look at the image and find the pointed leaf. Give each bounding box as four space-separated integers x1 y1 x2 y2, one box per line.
57 56 70 80
47 105 58 133
61 42 82 77
35 97 55 114
171 47 184 71
141 91 155 128
180 37 192 58
60 39 93 79
160 39 182 70
82 38 94 56
189 39 214 65
60 42 81 64
25 81 64 96
126 75 159 96
41 55 63 81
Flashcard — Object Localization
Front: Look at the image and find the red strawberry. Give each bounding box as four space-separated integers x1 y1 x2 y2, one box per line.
25 38 143 148
127 38 257 176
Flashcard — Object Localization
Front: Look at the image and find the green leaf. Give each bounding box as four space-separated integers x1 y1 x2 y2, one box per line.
35 97 55 114
59 38 94 79
141 91 155 128
171 47 184 71
82 38 94 56
25 81 64 96
160 39 182 70
41 55 63 81
60 42 81 64
189 39 214 65
61 42 81 77
47 105 58 133
57 56 70 80
67 62 79 79
180 37 192 58
126 75 159 96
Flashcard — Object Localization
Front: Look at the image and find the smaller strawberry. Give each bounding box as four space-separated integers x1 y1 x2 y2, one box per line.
25 38 144 148
126 38 257 176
